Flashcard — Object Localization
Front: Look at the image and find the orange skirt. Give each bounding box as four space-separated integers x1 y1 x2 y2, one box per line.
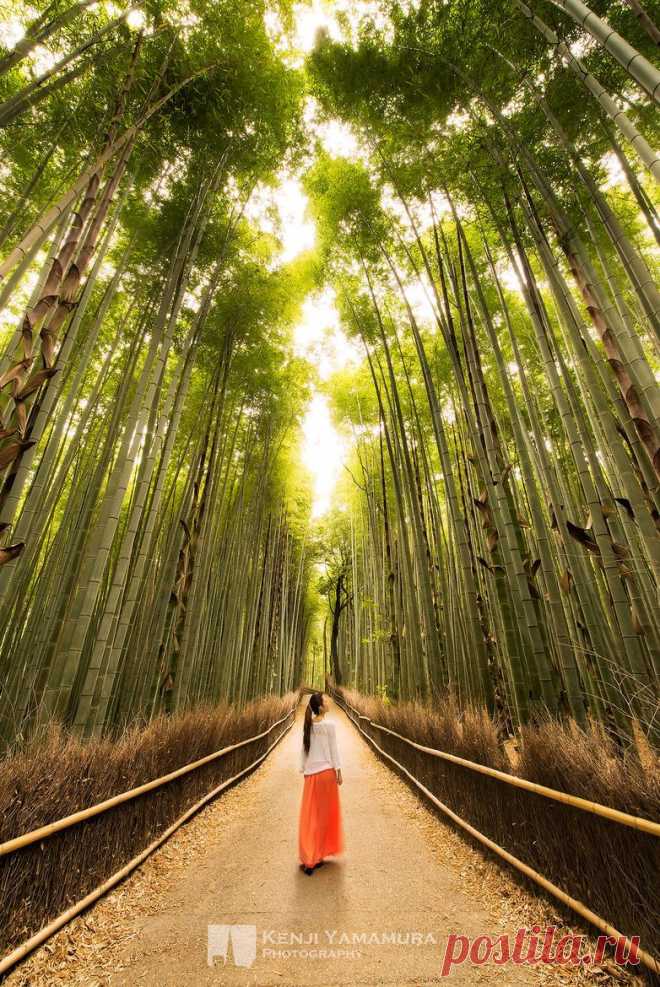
298 767 344 868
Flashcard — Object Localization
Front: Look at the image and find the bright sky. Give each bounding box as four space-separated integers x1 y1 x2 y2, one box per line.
244 174 357 519
293 290 360 516
300 392 348 517
263 2 470 518
259 2 364 519
293 288 361 379
293 289 361 516
243 173 316 263
244 163 360 520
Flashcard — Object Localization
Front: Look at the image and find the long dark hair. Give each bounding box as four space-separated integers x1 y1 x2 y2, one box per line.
303 692 324 754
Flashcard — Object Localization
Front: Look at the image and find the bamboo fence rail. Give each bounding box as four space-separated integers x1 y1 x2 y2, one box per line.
331 693 660 835
0 704 298 857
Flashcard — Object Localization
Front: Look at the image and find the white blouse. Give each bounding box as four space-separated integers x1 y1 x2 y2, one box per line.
299 717 342 775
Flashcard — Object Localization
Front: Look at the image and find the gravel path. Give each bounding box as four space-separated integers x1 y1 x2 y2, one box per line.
6 697 641 987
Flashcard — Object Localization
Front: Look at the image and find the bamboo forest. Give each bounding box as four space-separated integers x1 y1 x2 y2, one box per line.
0 0 658 983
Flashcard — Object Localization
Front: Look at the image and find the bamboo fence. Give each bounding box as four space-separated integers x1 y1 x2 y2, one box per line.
330 688 659 976
0 700 299 976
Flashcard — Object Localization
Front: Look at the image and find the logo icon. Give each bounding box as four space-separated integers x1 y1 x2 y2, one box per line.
208 924 257 968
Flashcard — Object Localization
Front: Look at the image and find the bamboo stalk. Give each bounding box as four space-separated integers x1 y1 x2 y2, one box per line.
546 0 660 103
0 66 214 282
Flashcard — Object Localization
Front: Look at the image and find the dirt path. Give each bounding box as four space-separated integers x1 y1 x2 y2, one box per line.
7 697 638 987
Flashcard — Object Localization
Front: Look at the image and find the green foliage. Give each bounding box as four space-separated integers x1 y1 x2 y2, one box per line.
0 0 658 744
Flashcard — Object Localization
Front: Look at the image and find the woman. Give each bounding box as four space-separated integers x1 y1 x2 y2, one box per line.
298 691 344 875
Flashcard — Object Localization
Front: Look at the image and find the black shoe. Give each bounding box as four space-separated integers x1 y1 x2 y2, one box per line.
300 864 314 875
313 860 325 870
